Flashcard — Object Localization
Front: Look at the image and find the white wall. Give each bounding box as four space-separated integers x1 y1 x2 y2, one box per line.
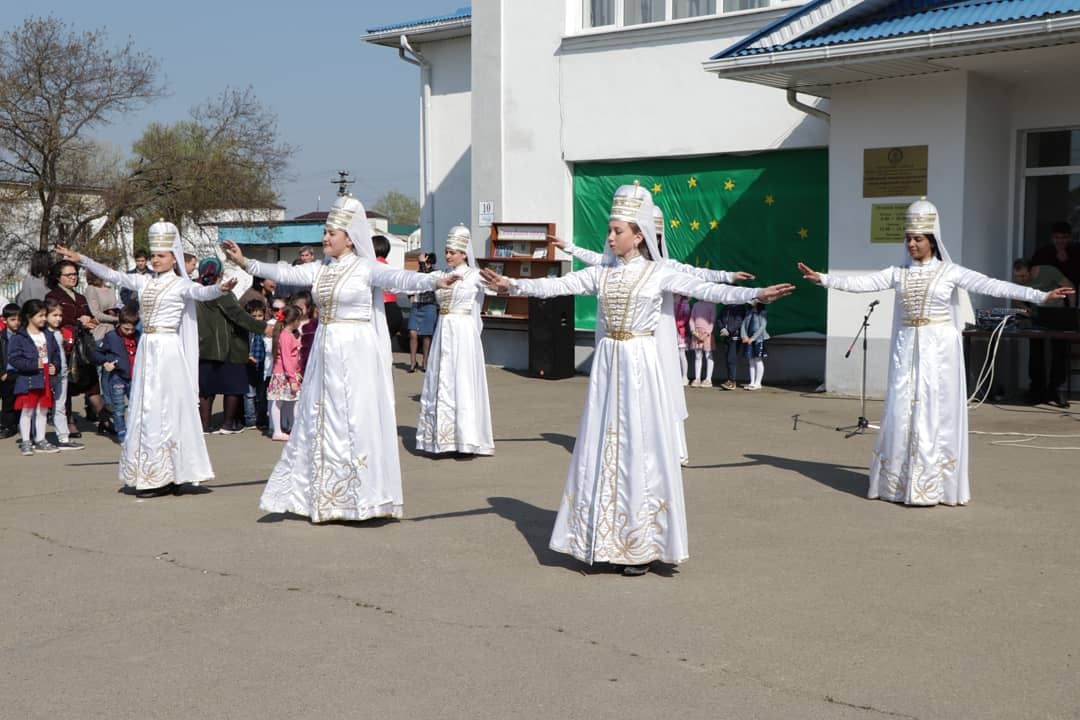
470 0 503 258
421 36 472 258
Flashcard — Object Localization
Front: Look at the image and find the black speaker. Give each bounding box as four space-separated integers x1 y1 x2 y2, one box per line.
528 296 575 379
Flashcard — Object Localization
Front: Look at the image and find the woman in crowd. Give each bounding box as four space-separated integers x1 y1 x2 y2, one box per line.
798 198 1073 506
45 259 105 437
407 251 438 372
222 195 458 523
16 250 52 305
415 225 494 456
56 220 235 496
194 257 268 434
481 183 794 575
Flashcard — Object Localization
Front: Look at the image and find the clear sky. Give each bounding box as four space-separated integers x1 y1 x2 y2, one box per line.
19 1 463 217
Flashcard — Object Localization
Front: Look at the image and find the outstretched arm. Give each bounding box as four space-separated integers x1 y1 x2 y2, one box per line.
660 269 792 306
952 266 1064 304
799 262 895 293
368 262 443 294
222 240 320 288
558 240 605 267
662 259 751 284
481 266 599 298
57 246 145 293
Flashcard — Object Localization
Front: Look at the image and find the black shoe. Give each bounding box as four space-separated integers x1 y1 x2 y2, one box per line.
1049 391 1071 409
0 428 16 439
621 564 650 576
68 429 82 439
135 485 173 498
407 364 416 373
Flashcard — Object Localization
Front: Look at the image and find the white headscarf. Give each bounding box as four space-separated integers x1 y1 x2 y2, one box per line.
653 205 668 259
149 219 201 390
900 197 973 332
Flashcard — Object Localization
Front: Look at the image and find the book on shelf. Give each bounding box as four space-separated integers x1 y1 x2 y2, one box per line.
495 224 548 241
532 247 547 259
511 241 532 256
494 244 513 257
546 265 560 278
519 261 532 277
486 261 504 276
486 297 507 316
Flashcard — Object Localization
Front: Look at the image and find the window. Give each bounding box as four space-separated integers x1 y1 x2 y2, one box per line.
580 0 782 30
1021 130 1080 258
584 0 615 27
673 0 716 18
624 0 665 25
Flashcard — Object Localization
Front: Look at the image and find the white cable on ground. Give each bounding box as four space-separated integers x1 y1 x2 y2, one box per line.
969 430 1080 450
967 314 1014 410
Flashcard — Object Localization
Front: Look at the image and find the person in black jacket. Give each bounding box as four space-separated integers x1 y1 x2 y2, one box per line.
195 257 269 433
0 303 21 438
8 299 62 455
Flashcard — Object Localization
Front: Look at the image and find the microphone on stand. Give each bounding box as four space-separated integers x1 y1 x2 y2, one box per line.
868 300 880 308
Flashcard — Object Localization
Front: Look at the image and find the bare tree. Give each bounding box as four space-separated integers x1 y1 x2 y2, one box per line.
0 16 163 250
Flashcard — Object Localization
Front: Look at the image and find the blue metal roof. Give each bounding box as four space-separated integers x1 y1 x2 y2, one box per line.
218 224 323 246
366 6 471 35
715 0 1080 58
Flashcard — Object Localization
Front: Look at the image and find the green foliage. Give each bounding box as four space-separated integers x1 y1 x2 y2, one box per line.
372 190 421 225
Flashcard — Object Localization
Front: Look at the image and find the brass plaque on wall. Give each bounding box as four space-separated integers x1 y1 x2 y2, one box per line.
870 203 909 243
862 145 928 198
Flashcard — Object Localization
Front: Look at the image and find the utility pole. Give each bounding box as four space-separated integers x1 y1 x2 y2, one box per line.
331 170 355 197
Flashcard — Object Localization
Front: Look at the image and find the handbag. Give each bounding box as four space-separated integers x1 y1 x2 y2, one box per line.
67 326 100 393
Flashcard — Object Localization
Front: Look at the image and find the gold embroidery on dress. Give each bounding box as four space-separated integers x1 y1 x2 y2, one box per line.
121 439 179 489
139 275 179 328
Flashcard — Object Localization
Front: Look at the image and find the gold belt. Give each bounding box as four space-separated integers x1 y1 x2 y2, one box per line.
606 330 653 341
903 317 950 327
439 308 472 315
142 326 177 334
323 317 370 324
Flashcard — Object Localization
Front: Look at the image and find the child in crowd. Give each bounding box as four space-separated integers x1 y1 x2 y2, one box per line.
267 305 303 441
0 303 20 438
96 307 140 444
8 299 61 455
740 301 769 390
689 299 716 388
243 299 268 431
673 294 691 385
45 298 84 450
717 303 748 390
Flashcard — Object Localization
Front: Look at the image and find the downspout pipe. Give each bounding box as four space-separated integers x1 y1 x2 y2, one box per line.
786 88 830 122
399 35 434 251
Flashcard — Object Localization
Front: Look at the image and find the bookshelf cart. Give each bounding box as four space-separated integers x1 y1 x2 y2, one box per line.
478 222 562 320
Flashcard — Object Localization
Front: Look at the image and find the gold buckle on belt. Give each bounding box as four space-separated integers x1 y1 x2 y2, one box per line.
607 330 651 341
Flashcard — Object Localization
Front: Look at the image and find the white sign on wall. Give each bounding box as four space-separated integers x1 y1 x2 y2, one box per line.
478 200 494 227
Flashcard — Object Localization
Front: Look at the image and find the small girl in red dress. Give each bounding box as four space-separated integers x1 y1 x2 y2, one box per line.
7 299 62 455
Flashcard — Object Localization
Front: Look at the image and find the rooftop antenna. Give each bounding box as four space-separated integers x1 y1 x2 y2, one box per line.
332 170 355 197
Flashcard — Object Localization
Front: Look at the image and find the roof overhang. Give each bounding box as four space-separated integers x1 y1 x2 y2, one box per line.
704 12 1080 97
365 17 471 47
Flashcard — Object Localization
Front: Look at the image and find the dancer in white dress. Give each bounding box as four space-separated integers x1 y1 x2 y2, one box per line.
57 221 232 496
554 205 755 465
416 224 494 456
222 196 458 522
482 183 794 574
799 198 1073 506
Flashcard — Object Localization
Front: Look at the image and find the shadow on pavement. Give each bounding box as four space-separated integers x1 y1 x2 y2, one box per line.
256 512 399 528
208 479 267 489
494 433 576 453
688 454 868 499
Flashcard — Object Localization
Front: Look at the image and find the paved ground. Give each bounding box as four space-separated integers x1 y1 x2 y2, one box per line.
3 357 1079 719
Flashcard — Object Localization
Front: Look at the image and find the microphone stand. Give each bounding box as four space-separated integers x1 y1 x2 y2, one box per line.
836 301 879 438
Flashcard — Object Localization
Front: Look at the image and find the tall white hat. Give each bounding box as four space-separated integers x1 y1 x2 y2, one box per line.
446 223 471 253
148 219 179 252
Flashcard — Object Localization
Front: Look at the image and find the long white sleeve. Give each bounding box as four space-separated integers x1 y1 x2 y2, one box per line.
184 282 225 302
662 258 734 283
819 268 896 293
509 267 600 298
368 262 439 293
658 269 758 306
563 243 605 267
79 256 146 293
952 266 1048 304
246 259 320 288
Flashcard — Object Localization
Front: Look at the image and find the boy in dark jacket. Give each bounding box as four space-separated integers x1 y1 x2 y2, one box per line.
0 303 20 437
95 307 140 443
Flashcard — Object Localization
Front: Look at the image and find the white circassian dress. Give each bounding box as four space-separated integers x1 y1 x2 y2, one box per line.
562 241 740 464
246 253 438 522
820 258 1046 506
416 266 494 455
77 257 221 489
511 256 758 565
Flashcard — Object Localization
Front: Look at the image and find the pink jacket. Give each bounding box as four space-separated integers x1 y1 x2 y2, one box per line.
674 297 691 338
272 330 300 381
690 301 716 339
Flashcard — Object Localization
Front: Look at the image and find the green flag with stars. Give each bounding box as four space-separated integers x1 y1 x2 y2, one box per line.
572 149 828 335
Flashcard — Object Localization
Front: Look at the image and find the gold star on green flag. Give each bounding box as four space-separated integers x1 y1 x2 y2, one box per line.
651 183 662 193
723 179 735 191
690 220 700 231
687 177 698 189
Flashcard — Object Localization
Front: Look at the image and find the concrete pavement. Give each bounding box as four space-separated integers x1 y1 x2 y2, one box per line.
2 359 1078 719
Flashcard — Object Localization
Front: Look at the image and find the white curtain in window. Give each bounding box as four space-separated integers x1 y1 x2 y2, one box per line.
624 0 665 25
673 0 716 18
723 0 770 11
584 0 615 26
